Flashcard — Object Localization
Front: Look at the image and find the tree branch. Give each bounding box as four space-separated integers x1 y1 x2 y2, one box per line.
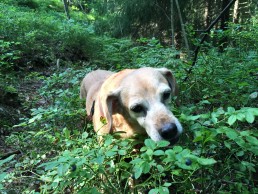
184 0 236 81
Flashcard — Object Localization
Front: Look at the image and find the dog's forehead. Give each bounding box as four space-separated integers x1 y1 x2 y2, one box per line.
120 68 169 101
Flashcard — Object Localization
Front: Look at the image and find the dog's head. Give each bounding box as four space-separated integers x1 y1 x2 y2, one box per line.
104 67 182 144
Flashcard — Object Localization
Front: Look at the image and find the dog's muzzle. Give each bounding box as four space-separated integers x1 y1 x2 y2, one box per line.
159 123 179 144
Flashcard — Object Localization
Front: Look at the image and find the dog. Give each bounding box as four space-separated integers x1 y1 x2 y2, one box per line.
80 67 182 144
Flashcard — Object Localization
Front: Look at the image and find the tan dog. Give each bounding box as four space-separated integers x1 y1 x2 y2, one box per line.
80 67 182 144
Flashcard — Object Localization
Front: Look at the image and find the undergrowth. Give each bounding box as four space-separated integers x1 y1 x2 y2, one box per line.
0 2 258 194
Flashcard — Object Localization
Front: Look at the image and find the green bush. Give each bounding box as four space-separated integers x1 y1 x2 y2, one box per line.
0 2 101 69
1 7 257 193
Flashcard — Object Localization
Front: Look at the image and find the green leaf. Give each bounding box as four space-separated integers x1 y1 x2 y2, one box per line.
148 189 159 194
82 132 88 139
146 148 154 156
251 108 258 116
118 150 127 155
185 115 200 121
173 146 183 153
224 141 231 149
57 163 69 176
134 166 143 179
236 151 244 157
144 139 156 150
245 111 255 123
0 173 7 181
236 113 245 121
141 161 151 173
105 151 117 157
157 165 164 172
157 140 170 148
227 107 235 113
225 129 238 140
153 150 164 156
197 158 216 165
228 115 237 125
0 154 15 166
95 156 104 164
246 136 258 146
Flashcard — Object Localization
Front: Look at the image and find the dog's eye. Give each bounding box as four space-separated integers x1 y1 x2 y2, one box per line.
162 91 171 101
130 105 144 113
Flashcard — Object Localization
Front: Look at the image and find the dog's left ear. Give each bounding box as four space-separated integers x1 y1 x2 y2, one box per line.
157 68 178 95
105 88 121 133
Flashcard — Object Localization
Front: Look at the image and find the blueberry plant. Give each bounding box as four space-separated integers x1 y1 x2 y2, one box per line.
0 1 257 194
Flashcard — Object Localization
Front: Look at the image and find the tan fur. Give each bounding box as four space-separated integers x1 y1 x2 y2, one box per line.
80 67 182 142
80 70 114 116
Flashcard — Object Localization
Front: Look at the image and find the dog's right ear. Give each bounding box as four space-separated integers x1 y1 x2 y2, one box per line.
157 68 178 95
104 88 121 133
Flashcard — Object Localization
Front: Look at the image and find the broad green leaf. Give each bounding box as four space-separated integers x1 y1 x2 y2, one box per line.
104 136 112 146
141 161 151 173
227 107 235 113
57 163 69 176
228 115 237 125
82 132 88 139
251 108 258 116
105 151 117 157
148 189 159 194
197 158 216 165
0 154 15 166
163 182 172 187
236 151 244 156
224 141 231 149
153 150 164 156
95 156 104 164
158 186 169 194
185 115 200 121
225 129 238 140
118 150 127 155
240 130 251 136
236 113 245 121
134 166 142 179
173 146 183 153
245 111 255 123
157 140 170 148
144 139 156 150
157 164 164 172
0 173 7 181
246 136 258 146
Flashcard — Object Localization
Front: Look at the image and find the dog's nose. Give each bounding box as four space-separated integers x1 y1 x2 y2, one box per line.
160 123 178 140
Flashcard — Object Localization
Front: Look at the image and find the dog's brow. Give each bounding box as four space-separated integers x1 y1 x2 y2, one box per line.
158 84 171 94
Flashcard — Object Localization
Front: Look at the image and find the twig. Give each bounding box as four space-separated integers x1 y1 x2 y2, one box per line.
0 150 21 160
184 0 236 81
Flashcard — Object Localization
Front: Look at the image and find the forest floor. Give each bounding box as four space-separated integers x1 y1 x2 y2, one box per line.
0 66 54 160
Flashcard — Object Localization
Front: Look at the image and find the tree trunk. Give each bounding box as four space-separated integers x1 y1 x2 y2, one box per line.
63 0 70 19
175 0 190 57
204 0 212 28
170 0 175 47
233 0 239 23
221 0 230 30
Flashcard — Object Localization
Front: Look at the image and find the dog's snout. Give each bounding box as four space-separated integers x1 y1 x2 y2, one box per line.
160 123 178 140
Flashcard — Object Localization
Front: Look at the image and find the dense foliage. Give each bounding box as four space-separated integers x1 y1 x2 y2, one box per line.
0 0 257 193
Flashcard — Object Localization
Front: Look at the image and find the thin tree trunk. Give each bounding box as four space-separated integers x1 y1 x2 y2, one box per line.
204 0 212 28
233 0 239 23
63 0 70 19
170 0 175 47
175 0 190 57
221 0 230 30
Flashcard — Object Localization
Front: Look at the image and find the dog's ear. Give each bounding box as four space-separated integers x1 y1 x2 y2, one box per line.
157 68 178 95
105 88 121 133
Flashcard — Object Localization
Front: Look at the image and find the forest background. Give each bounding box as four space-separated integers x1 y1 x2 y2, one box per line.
0 0 257 193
